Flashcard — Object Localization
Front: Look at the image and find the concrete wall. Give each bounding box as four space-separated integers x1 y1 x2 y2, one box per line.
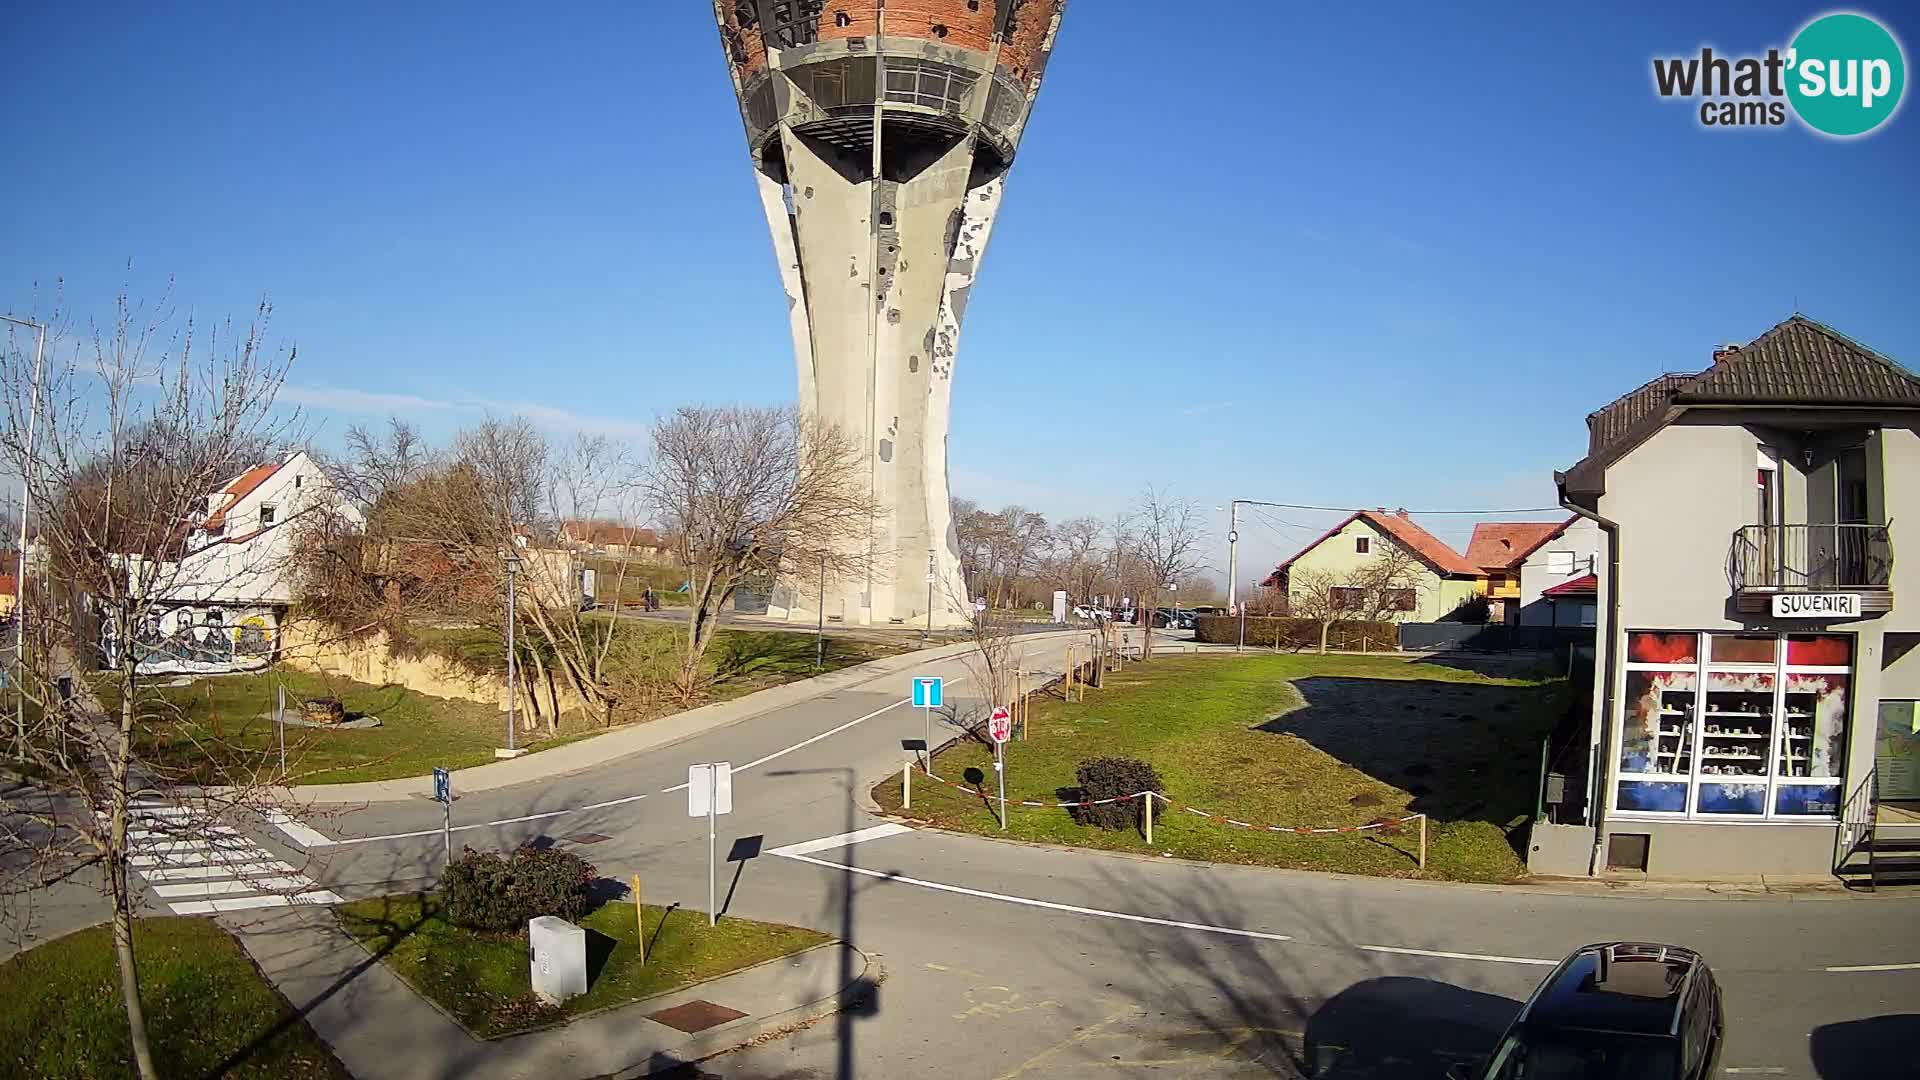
278 620 580 718
1283 517 1470 623
1606 820 1837 878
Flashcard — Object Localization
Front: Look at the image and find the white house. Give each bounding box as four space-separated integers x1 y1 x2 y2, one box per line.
1515 517 1603 627
117 451 359 674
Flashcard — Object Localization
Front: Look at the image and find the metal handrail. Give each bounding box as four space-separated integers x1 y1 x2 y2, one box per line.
1729 522 1893 591
1835 765 1877 889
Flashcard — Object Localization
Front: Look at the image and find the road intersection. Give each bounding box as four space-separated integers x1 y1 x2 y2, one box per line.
19 640 1918 1077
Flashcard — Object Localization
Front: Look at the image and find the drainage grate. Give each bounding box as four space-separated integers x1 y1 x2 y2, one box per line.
563 832 611 845
648 999 748 1033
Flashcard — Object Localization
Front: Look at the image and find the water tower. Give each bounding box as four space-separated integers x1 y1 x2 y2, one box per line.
713 1 1067 627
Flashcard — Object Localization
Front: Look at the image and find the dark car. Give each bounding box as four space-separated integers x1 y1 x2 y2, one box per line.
1451 942 1723 1080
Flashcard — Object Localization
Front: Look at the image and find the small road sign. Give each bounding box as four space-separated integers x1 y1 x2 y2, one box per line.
687 763 733 817
988 706 1013 745
432 767 451 804
912 676 943 708
688 762 733 927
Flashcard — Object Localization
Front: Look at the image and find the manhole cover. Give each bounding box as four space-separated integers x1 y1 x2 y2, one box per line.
563 832 611 845
648 1000 747 1033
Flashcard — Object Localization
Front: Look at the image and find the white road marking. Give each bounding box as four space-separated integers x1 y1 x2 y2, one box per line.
1823 961 1920 972
574 794 649 811
322 807 577 847
768 823 914 857
130 849 277 868
770 849 1293 943
140 861 295 882
153 876 312 898
1723 1068 1787 1074
661 674 973 793
1358 944 1559 967
168 890 341 915
264 808 336 849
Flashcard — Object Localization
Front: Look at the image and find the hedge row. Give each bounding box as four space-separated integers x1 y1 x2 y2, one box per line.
1192 615 1399 651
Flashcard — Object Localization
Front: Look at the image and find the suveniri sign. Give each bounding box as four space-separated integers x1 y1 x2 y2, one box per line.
1772 593 1861 618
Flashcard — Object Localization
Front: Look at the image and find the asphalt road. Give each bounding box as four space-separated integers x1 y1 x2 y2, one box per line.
16 642 1919 1078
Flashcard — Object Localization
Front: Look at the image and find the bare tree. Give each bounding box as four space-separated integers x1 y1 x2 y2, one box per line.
642 406 876 700
0 293 307 1080
1053 515 1106 605
1123 485 1207 660
326 415 428 510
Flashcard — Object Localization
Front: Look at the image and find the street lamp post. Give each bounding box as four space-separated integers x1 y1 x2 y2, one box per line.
1218 501 1245 652
502 549 521 752
3 315 47 751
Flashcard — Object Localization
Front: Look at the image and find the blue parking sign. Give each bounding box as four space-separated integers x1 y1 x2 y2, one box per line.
912 676 943 709
433 767 451 804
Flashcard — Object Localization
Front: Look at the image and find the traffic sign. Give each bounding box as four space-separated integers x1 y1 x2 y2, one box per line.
433 767 451 804
687 762 734 817
987 706 1012 744
912 676 943 708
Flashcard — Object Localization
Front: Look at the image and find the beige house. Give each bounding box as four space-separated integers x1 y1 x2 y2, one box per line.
1534 316 1920 882
1263 509 1483 623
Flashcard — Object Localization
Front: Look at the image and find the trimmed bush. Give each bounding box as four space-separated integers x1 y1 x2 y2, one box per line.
441 845 598 932
1070 757 1164 831
1192 615 1397 651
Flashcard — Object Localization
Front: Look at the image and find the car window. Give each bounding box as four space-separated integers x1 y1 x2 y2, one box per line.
1488 1030 1679 1080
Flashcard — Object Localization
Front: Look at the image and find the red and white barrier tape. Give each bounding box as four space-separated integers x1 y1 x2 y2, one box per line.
909 765 1422 833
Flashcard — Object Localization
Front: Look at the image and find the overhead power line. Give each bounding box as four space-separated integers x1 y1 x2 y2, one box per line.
1234 499 1565 517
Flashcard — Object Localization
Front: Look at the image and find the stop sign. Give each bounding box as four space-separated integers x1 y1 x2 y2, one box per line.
987 706 1012 744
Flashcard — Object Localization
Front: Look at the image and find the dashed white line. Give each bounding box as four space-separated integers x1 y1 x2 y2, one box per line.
1357 944 1559 967
322 807 579 847
768 823 914 857
1823 961 1920 972
770 849 1294 943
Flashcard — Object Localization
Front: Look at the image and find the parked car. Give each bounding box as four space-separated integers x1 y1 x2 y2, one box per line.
1451 942 1723 1080
1071 605 1109 622
1149 608 1196 629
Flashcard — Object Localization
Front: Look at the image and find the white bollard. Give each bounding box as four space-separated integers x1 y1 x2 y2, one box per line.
528 916 588 1003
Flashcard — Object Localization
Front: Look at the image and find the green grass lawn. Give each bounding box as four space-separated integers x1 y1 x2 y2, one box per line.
110 622 907 785
0 918 347 1079
337 894 831 1037
873 653 1566 883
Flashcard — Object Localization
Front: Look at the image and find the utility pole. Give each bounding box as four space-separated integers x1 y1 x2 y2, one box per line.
3 315 46 752
815 555 826 670
925 552 935 641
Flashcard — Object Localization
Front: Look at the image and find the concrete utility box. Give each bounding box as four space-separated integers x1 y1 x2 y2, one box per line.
528 916 587 1004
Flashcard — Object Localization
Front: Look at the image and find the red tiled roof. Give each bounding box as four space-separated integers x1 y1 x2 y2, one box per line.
1464 519 1574 572
204 461 284 530
1541 573 1598 597
1264 509 1480 585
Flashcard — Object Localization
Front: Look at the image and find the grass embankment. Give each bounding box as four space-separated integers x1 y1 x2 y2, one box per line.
338 894 831 1037
0 918 347 1079
873 653 1565 883
114 621 906 785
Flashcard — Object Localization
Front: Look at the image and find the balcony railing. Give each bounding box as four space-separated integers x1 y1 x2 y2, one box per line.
1729 523 1894 592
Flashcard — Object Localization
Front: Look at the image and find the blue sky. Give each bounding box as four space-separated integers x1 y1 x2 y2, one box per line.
4 2 1917 585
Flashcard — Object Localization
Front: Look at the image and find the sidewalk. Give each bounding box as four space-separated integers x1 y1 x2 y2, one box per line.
226 905 873 1080
266 630 1081 805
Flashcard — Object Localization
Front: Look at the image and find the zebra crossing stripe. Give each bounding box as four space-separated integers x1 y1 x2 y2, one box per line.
138 861 295 882
114 798 343 915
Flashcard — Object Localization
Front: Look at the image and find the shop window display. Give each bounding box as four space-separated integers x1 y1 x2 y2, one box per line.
1615 631 1852 821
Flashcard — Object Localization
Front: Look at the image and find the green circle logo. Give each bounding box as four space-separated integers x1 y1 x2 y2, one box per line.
1787 12 1906 136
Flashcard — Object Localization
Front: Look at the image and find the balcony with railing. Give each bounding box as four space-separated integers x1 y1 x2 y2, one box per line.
1728 523 1894 614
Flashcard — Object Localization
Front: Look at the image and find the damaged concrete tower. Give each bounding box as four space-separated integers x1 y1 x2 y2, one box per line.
713 1 1067 627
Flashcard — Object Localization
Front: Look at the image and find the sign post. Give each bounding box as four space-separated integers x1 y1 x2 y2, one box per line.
275 684 287 774
688 762 733 926
432 766 453 865
988 706 1012 830
912 676 943 769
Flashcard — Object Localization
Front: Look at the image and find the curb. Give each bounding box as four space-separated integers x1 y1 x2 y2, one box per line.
628 944 883 1077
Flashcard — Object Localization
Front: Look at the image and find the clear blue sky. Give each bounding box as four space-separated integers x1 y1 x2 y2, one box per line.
4 2 1916 584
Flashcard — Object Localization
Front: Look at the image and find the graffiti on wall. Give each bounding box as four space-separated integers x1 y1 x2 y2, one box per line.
103 606 280 675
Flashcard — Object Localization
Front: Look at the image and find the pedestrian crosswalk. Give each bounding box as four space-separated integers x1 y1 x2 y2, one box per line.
116 799 342 915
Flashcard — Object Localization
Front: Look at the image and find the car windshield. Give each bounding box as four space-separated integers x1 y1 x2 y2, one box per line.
1485 1029 1678 1080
